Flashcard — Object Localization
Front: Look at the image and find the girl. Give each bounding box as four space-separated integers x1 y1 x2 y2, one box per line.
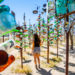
32 33 41 69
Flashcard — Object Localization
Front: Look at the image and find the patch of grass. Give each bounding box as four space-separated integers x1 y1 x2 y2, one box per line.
41 51 54 58
41 57 62 68
51 56 62 63
50 52 55 55
16 55 29 60
11 64 32 75
49 60 56 67
41 60 55 68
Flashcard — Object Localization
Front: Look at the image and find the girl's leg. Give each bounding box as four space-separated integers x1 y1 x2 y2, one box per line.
37 54 40 68
34 54 37 69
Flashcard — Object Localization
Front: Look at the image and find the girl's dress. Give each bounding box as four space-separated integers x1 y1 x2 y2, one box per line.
33 47 40 54
32 41 40 54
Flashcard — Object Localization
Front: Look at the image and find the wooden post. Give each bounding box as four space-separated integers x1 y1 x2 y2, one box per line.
56 27 59 58
3 35 4 42
20 32 23 69
16 26 23 68
20 47 23 68
65 0 70 75
55 0 59 58
47 26 49 63
65 0 69 75
65 31 69 75
47 0 50 63
24 13 26 51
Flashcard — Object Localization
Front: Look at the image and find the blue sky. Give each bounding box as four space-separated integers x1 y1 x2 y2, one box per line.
1 0 47 26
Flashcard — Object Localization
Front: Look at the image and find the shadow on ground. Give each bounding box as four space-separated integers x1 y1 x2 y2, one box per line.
37 68 52 75
69 62 75 67
59 48 75 57
23 60 32 63
51 52 63 57
42 46 47 49
54 66 75 75
26 53 32 56
41 52 63 60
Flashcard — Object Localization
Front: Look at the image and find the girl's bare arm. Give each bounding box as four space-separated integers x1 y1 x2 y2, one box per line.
32 42 34 50
38 37 42 46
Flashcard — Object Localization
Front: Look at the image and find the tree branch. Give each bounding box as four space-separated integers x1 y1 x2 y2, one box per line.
69 22 75 32
59 11 75 19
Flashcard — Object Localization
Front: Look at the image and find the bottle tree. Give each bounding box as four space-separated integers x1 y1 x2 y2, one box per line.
23 13 28 51
53 19 63 58
15 26 24 68
37 17 46 43
28 20 34 48
38 0 55 63
55 0 75 75
37 14 41 38
45 0 55 63
23 28 29 49
28 19 31 48
46 0 56 63
69 15 75 50
41 18 46 43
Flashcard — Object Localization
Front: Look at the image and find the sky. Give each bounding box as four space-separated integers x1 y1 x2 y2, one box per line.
1 0 47 26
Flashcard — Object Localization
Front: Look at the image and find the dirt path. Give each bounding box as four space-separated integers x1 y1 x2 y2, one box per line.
0 45 75 75
51 46 75 75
